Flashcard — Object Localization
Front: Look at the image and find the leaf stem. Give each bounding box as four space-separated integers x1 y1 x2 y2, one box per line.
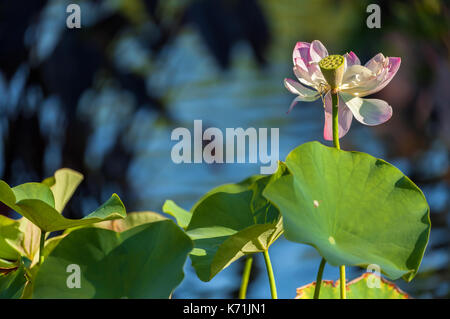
313 258 326 299
39 230 46 265
339 265 346 299
239 255 253 299
262 249 278 299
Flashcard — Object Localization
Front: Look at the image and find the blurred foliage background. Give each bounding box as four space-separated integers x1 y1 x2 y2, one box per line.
0 0 448 298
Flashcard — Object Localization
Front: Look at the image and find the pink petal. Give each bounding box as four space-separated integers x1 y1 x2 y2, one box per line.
376 57 401 90
293 59 326 89
292 41 329 89
293 42 311 65
284 78 318 97
284 78 320 114
293 64 316 88
323 92 353 140
294 57 310 73
309 40 328 62
387 57 401 74
341 65 378 94
287 96 320 114
360 57 401 97
343 51 361 68
308 63 326 85
364 53 386 73
287 96 302 114
340 92 393 126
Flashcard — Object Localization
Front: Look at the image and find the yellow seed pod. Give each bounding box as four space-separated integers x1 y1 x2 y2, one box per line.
319 55 345 91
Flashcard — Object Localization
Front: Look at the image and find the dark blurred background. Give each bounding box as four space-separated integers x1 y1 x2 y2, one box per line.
0 0 448 298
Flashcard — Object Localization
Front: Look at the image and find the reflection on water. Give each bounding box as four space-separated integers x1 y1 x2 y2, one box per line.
127 31 324 211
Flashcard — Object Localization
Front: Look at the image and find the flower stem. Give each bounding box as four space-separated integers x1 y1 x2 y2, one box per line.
313 258 326 299
239 255 253 299
339 265 346 299
262 249 278 299
39 230 46 265
332 91 346 299
331 92 340 150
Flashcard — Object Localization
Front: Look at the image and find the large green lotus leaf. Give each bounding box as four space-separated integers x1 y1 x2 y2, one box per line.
188 220 283 281
0 180 126 232
42 168 83 213
33 220 193 298
186 163 287 282
263 142 430 282
0 215 23 268
162 200 192 229
0 216 41 268
92 211 166 232
295 273 410 299
0 265 27 299
51 212 168 263
64 211 167 234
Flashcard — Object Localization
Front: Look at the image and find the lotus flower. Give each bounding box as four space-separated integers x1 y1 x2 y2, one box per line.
284 40 401 140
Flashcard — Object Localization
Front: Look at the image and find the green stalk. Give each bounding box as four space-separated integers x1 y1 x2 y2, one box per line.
313 258 326 299
39 230 46 265
331 92 340 150
340 265 346 299
262 249 277 299
239 256 253 299
331 91 346 299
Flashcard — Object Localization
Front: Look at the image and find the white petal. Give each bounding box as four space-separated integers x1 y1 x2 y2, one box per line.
309 40 328 62
287 96 320 114
308 63 327 86
357 57 401 97
340 92 392 126
341 65 380 95
341 55 401 97
284 79 320 114
293 65 315 87
284 78 318 98
342 65 373 85
365 53 387 73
